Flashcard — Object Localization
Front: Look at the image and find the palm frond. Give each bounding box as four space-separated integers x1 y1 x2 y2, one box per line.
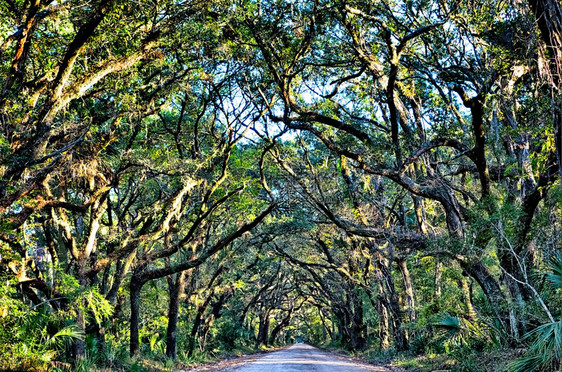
509 253 562 372
509 353 552 372
545 253 562 291
45 325 85 351
435 314 460 330
525 320 561 357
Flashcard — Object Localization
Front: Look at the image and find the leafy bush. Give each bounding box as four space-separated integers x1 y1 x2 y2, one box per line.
0 281 85 371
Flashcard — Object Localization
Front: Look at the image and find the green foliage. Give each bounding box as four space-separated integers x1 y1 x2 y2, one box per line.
0 281 86 370
509 254 562 371
206 317 238 351
509 321 561 372
0 0 560 369
545 253 562 291
73 352 100 372
45 325 85 351
432 314 489 353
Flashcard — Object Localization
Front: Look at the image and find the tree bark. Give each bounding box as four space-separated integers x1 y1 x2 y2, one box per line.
72 301 86 359
398 259 416 323
350 291 367 350
269 308 293 345
460 277 477 319
375 254 408 351
72 268 88 359
187 292 214 357
198 292 230 350
129 277 143 356
460 260 508 332
165 271 187 359
257 309 271 346
376 282 391 349
435 261 443 297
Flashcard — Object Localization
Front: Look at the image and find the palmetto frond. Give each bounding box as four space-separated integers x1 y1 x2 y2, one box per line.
510 254 562 372
545 253 562 291
45 325 85 351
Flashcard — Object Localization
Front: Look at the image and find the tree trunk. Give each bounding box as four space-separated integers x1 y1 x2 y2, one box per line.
376 282 391 349
72 304 86 359
199 316 215 352
398 259 416 323
72 271 87 359
459 277 477 319
269 308 293 345
198 293 229 350
350 292 367 350
499 251 529 341
187 295 212 357
129 277 144 356
257 309 270 346
375 254 408 351
460 260 509 332
334 308 351 346
435 261 443 297
165 271 187 359
441 194 513 337
106 250 136 305
385 291 408 351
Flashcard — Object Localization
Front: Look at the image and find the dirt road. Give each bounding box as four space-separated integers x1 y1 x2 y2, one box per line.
215 343 400 372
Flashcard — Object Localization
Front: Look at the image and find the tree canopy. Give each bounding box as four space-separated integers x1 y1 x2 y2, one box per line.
0 0 560 370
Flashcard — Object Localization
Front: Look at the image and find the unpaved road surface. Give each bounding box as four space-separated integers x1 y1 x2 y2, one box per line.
214 343 400 371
